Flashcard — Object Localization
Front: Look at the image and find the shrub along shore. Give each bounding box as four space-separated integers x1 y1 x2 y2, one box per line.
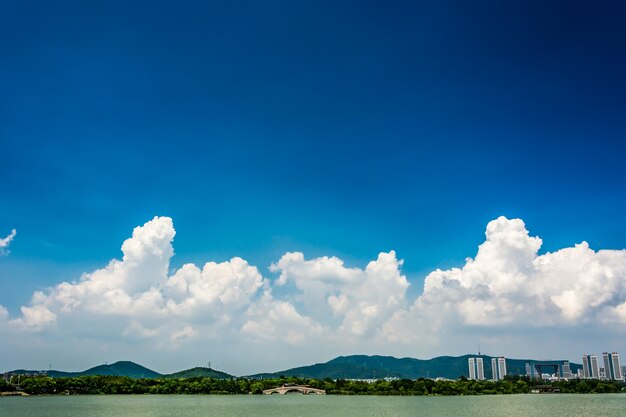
1 375 625 395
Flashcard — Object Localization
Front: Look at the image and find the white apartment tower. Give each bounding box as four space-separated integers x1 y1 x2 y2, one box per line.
476 357 485 380
497 357 507 380
491 357 507 380
583 354 600 379
612 353 623 380
602 352 623 380
562 361 573 379
468 357 485 380
590 355 600 379
469 358 476 380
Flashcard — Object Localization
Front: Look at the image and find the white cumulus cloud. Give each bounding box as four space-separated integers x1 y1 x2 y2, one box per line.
241 291 326 345
7 217 268 340
2 215 626 374
413 216 626 327
271 250 409 337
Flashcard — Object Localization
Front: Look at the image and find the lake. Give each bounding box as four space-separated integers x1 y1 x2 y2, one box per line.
1 394 625 417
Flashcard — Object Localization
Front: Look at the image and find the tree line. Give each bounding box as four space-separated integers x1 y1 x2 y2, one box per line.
1 374 624 395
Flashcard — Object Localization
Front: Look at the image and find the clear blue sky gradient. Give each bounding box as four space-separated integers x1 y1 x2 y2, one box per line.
1 0 625 312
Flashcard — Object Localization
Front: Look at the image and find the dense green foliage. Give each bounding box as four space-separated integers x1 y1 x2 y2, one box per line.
0 378 14 392
2 375 624 396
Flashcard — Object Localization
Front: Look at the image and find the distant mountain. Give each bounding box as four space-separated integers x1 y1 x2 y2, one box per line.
248 355 582 380
5 361 162 379
164 367 233 379
6 355 582 380
5 369 78 378
81 361 162 378
5 361 236 380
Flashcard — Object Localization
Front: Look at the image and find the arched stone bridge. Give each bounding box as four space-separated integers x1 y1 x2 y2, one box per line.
262 384 326 395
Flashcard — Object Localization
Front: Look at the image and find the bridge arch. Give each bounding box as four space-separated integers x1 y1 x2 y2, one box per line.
262 384 326 395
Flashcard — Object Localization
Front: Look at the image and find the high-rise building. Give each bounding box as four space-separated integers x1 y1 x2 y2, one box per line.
582 355 590 378
603 352 623 380
525 363 532 378
611 353 622 380
468 357 484 380
492 357 506 380
562 361 572 379
590 355 600 379
468 358 476 380
582 354 600 379
497 357 507 380
603 353 612 380
476 358 485 380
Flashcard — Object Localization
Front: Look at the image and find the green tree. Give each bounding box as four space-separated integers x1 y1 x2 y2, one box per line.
20 376 57 394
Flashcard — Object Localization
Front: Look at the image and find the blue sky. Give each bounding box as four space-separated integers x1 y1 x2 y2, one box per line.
1 1 626 374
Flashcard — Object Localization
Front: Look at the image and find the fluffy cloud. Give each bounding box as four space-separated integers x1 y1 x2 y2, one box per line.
0 228 16 255
7 217 267 341
241 291 326 345
414 216 626 328
2 215 626 373
271 251 409 337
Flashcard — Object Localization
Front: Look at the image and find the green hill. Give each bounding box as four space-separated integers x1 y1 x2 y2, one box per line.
164 367 233 379
6 361 162 379
5 361 237 379
249 354 582 380
81 361 162 378
5 369 78 378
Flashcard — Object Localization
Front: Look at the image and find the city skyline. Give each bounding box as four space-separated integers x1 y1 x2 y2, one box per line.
2 1 626 375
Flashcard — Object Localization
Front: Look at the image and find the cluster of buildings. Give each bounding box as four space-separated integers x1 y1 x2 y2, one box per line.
468 356 507 381
580 352 623 380
467 351 625 381
525 360 573 380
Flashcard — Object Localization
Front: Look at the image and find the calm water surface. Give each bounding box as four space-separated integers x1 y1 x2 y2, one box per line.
1 394 625 417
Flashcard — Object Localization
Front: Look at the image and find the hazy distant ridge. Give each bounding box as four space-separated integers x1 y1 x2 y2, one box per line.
7 361 233 379
7 355 582 380
164 367 233 379
248 355 583 380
